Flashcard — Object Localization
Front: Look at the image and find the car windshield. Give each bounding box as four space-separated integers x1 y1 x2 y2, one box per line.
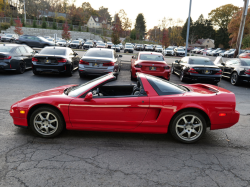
166 48 173 50
72 41 79 43
140 54 164 61
59 40 66 42
47 39 53 41
156 46 162 48
145 74 186 95
107 42 112 44
189 58 214 65
84 50 113 58
98 43 105 46
39 48 66 55
126 45 133 48
0 46 14 52
177 49 184 51
6 34 13 37
241 59 250 66
85 42 92 44
68 74 114 97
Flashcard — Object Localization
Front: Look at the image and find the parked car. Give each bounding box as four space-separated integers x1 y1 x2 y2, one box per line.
212 50 225 57
119 43 124 50
111 45 121 52
0 33 5 40
32 47 80 76
1 34 18 43
78 48 122 78
107 42 113 49
154 45 163 52
83 41 94 49
96 43 107 48
16 35 57 48
145 45 154 51
171 56 222 84
239 53 250 59
163 47 174 56
57 39 69 47
225 49 236 58
220 49 234 57
0 44 37 74
214 57 250 85
69 40 82 49
134 44 143 51
191 48 201 54
131 52 171 80
174 48 185 57
124 45 134 53
9 72 240 143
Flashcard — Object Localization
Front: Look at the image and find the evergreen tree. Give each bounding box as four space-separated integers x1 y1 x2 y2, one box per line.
135 13 146 40
215 28 230 48
87 27 89 32
130 29 136 40
78 23 81 31
21 15 26 27
181 17 194 43
70 21 73 31
53 19 57 29
41 17 47 28
10 16 13 26
33 18 37 28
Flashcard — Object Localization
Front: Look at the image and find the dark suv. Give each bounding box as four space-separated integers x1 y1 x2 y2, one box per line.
16 35 57 48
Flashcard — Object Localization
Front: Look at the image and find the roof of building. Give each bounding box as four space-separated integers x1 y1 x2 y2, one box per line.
91 16 107 23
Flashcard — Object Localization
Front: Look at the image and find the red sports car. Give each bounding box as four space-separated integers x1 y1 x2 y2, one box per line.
9 73 239 143
131 52 171 80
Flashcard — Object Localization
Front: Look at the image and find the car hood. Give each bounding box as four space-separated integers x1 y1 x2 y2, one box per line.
18 84 77 103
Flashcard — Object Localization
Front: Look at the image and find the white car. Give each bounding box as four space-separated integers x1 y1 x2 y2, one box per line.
163 47 174 56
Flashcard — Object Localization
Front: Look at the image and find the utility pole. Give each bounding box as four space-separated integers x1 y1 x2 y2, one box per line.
185 0 192 56
234 0 249 58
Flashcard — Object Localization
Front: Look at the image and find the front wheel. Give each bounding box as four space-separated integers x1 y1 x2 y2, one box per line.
169 111 207 143
231 72 240 86
180 71 186 82
30 107 64 138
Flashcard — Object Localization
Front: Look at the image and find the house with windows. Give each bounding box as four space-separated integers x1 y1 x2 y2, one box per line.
87 16 110 29
189 38 215 49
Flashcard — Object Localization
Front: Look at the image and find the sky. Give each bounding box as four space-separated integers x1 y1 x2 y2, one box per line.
75 0 245 30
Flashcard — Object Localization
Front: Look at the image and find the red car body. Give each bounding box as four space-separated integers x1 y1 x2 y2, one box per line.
10 73 239 138
131 52 171 80
239 53 250 59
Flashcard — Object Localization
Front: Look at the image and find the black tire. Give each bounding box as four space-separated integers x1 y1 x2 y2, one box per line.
16 62 26 74
29 107 64 138
171 65 175 75
66 65 73 76
131 73 136 80
169 110 207 143
180 70 186 82
230 72 241 86
79 72 86 78
33 69 40 75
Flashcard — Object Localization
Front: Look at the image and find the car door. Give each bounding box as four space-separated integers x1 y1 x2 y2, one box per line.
22 46 34 68
17 46 30 67
69 95 149 130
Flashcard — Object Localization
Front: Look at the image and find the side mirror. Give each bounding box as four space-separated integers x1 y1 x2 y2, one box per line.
84 92 93 101
119 55 122 58
35 50 38 53
175 60 180 63
221 62 226 66
74 52 78 56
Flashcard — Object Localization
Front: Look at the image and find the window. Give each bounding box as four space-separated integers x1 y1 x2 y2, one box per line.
19 46 27 54
15 48 22 54
85 50 113 58
39 48 66 55
25 46 33 53
139 54 164 61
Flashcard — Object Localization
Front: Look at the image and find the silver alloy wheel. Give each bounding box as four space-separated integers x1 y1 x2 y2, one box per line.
33 111 58 136
231 72 237 85
171 66 174 74
175 114 203 141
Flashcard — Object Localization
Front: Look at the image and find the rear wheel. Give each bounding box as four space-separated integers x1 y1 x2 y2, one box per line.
170 110 206 143
66 65 73 76
16 62 26 74
30 107 64 138
231 72 240 86
180 71 186 82
171 65 175 75
131 73 136 80
79 72 86 78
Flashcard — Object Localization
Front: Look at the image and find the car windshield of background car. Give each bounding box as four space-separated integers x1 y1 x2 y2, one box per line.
85 50 113 58
99 43 105 46
39 48 66 55
38 37 49 42
0 46 13 52
126 45 133 48
189 58 214 65
72 41 79 43
59 40 66 42
6 34 13 37
177 49 184 51
241 59 250 66
85 42 92 44
166 48 173 50
140 54 164 61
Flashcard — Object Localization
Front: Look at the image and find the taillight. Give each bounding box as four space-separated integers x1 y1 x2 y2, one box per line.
103 62 115 66
188 67 198 74
135 64 142 68
57 58 67 63
245 68 250 75
215 69 222 75
79 59 89 65
4 56 11 60
164 66 170 69
32 57 38 62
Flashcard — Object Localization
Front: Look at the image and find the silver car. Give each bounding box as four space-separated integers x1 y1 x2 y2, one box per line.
78 48 122 78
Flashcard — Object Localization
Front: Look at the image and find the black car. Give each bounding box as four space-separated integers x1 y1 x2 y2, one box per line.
16 35 57 48
83 41 94 49
174 48 185 56
145 45 154 51
214 58 250 86
172 57 222 83
0 44 37 74
124 45 134 53
134 44 143 51
1 34 18 43
70 40 82 49
111 45 121 52
32 47 80 76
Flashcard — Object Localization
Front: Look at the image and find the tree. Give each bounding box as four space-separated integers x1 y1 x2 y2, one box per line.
208 4 239 30
70 21 73 31
130 29 136 40
118 9 132 32
33 18 37 28
78 23 81 31
98 6 112 24
112 14 122 37
161 29 170 47
135 13 146 40
14 17 23 35
215 28 230 49
242 34 250 49
112 14 121 44
21 15 25 27
53 19 57 29
62 21 71 40
193 14 215 40
10 16 13 26
181 17 194 43
41 17 47 28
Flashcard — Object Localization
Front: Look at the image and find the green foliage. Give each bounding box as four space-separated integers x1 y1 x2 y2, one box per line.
78 23 81 31
21 15 25 27
130 29 136 40
0 22 11 30
111 22 120 45
87 26 89 32
33 18 37 28
181 18 194 42
53 19 57 29
242 35 250 49
41 17 47 28
10 16 13 26
215 28 230 49
70 21 73 31
135 13 146 40
56 16 65 23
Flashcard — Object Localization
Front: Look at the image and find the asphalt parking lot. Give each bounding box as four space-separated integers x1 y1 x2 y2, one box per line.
0 51 250 186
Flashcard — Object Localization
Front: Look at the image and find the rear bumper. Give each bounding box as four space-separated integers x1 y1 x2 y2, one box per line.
34 64 67 73
211 110 240 130
240 75 250 82
79 64 117 75
185 74 221 82
124 49 133 53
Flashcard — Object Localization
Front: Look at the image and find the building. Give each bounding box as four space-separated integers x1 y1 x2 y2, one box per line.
87 16 110 29
189 38 215 49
